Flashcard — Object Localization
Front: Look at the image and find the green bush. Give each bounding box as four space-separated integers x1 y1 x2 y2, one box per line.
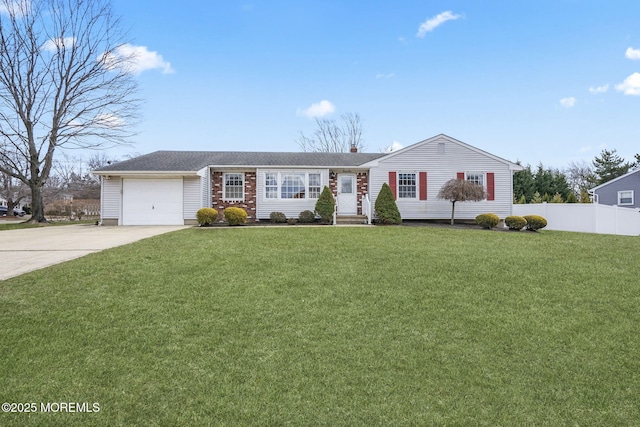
505 215 527 230
298 210 316 223
315 186 335 223
196 208 218 225
374 183 402 225
523 215 547 231
269 211 287 223
224 207 247 226
475 213 500 229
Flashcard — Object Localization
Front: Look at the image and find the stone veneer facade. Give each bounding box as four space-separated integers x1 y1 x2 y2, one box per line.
211 171 257 222
212 170 369 220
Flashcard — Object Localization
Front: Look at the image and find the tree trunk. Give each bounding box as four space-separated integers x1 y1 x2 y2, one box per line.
28 184 47 223
450 201 456 225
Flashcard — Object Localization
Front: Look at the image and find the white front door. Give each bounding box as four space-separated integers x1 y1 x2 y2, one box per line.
337 174 357 215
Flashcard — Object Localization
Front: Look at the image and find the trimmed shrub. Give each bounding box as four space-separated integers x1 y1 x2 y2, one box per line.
298 210 316 223
287 218 297 225
374 183 402 225
315 186 335 223
196 207 218 225
523 215 547 231
505 215 527 231
224 207 247 226
269 211 287 223
475 213 500 229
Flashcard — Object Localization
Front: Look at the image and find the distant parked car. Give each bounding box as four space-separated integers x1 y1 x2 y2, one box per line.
0 206 25 217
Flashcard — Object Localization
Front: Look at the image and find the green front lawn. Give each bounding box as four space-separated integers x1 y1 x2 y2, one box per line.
1 227 639 425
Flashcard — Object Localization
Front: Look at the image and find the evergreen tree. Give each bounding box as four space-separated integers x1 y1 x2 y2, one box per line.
374 183 401 224
314 186 335 223
513 164 536 202
592 149 631 185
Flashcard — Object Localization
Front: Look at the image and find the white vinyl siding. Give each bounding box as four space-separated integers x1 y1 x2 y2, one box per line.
183 177 202 221
101 177 121 222
369 135 515 220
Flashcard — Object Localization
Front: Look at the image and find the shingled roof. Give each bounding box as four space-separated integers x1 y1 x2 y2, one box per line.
95 150 387 173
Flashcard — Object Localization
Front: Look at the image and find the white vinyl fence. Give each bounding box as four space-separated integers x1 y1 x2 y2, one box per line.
512 203 640 236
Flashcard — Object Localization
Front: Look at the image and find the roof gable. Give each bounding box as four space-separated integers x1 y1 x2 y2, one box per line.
591 168 640 191
361 134 523 170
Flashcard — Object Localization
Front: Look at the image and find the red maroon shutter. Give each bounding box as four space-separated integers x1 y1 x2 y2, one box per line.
389 172 397 200
419 172 427 200
457 172 465 180
487 172 495 201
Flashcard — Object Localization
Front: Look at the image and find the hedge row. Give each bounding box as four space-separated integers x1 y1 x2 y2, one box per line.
475 213 547 231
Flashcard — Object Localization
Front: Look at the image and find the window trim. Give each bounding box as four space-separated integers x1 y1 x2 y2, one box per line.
618 190 634 206
223 172 245 201
465 171 485 187
397 171 418 199
262 170 324 201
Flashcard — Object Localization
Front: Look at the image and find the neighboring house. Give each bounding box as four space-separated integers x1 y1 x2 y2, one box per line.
591 168 640 208
93 134 523 225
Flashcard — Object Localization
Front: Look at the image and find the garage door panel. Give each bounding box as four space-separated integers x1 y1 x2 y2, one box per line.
122 179 183 225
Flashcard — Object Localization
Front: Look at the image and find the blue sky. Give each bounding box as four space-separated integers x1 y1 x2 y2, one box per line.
106 0 640 169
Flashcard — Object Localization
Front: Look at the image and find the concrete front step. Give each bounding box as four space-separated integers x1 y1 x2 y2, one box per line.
336 215 369 225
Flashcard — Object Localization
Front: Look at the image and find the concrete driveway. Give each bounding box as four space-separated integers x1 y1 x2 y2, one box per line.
0 224 189 281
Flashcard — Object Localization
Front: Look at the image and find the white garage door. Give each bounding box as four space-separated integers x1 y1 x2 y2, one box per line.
122 178 183 225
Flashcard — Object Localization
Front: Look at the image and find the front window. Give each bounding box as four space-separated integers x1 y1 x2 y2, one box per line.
265 173 278 199
398 173 416 199
308 173 321 198
466 172 484 187
224 173 244 200
263 171 323 200
618 190 634 205
281 173 306 199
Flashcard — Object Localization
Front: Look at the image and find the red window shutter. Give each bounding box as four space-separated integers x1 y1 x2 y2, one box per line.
388 171 397 199
419 172 427 200
457 172 465 180
487 172 495 201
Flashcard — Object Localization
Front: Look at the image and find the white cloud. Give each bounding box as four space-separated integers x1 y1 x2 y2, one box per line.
625 47 640 60
384 141 403 152
375 73 395 79
416 11 461 38
41 37 76 52
616 72 640 95
100 44 174 75
560 97 576 108
93 113 125 128
588 84 609 94
297 100 335 118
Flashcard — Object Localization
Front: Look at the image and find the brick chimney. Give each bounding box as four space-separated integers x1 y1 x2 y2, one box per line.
350 144 358 153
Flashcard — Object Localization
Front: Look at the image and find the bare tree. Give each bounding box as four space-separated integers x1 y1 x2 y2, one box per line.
0 0 139 222
437 178 487 225
564 160 596 197
297 112 365 153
